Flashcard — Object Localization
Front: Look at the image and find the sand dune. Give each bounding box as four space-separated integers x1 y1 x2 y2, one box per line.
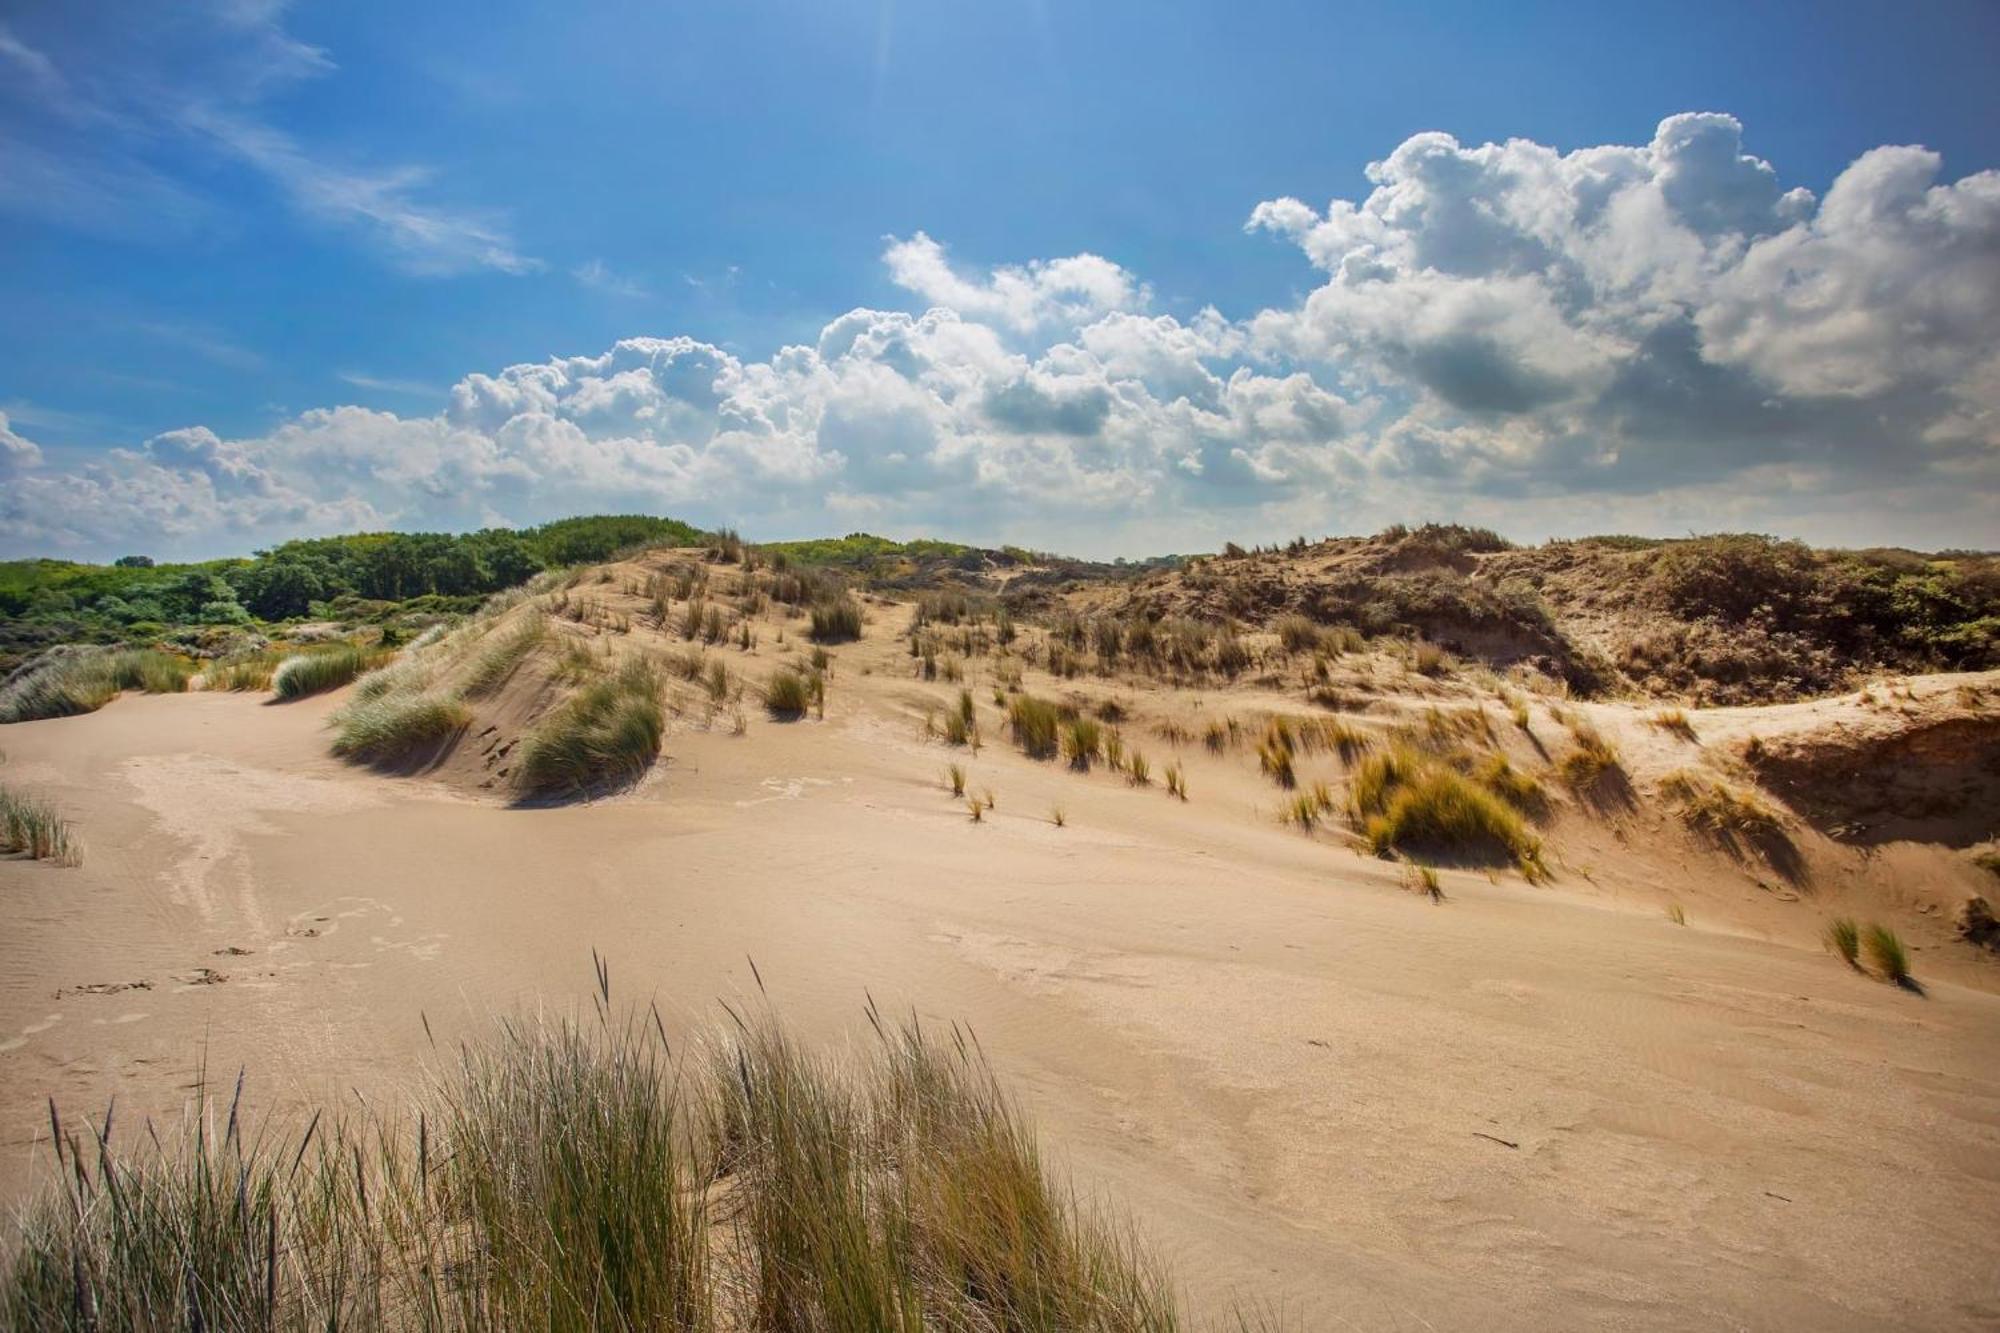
3 571 1999 1329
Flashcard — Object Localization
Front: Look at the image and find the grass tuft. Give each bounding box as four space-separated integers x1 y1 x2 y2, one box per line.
1863 923 1913 986
331 691 472 763
0 786 80 865
1352 746 1542 875
808 597 863 644
518 659 664 794
763 669 813 719
1824 916 1860 967
1007 695 1065 760
272 645 390 700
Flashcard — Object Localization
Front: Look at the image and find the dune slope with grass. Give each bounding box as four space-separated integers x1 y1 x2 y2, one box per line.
3 538 1998 1330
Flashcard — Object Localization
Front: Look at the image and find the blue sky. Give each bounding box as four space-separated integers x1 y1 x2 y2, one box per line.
3 0 1998 559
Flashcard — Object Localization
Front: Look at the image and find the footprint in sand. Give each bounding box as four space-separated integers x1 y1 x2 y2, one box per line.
0 1013 64 1054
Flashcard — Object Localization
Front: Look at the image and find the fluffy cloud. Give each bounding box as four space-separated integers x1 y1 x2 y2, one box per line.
5 114 1997 560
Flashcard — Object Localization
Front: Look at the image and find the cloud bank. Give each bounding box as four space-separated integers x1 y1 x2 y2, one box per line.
5 114 1997 559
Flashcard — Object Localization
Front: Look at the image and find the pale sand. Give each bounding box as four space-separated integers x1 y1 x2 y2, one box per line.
2 673 1998 1329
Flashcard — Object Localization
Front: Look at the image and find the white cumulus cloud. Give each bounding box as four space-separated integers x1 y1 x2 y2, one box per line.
5 114 1997 559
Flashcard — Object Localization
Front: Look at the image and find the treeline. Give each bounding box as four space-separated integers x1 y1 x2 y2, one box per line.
0 515 704 632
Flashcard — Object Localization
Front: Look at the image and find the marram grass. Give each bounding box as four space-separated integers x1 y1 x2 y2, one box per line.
3 984 1271 1331
517 659 665 793
272 644 392 700
0 786 79 865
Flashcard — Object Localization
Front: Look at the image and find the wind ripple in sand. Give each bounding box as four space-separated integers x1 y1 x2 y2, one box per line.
122 755 383 927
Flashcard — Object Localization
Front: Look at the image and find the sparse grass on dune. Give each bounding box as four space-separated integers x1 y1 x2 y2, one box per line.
1825 916 1861 967
458 612 548 698
1647 707 1698 742
271 644 391 700
1556 722 1623 790
0 648 191 723
518 659 664 794
0 786 79 865
6 985 1223 1331
1659 770 1781 838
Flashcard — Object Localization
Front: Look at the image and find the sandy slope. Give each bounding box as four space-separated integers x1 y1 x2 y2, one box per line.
3 639 1999 1328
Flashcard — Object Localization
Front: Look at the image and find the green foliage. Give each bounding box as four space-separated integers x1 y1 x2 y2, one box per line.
1824 917 1861 967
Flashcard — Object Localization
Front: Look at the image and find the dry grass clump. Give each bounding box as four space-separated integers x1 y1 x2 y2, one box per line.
808 597 864 644
1256 719 1296 788
5 985 1228 1331
1064 716 1103 770
1659 770 1779 837
944 762 967 797
272 644 392 701
0 648 192 722
1164 761 1187 801
764 668 814 719
1556 722 1623 789
0 786 79 865
518 659 665 794
1647 708 1698 742
1007 694 1065 760
1351 747 1543 876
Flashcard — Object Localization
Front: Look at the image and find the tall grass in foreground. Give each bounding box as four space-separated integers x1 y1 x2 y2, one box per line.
0 648 191 723
330 692 472 762
517 659 664 794
5 991 1248 1331
272 644 393 700
0 786 79 864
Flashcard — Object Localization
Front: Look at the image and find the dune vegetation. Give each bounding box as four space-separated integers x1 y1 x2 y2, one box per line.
517 659 665 794
272 643 394 700
0 785 78 865
2 987 1258 1332
0 648 191 723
